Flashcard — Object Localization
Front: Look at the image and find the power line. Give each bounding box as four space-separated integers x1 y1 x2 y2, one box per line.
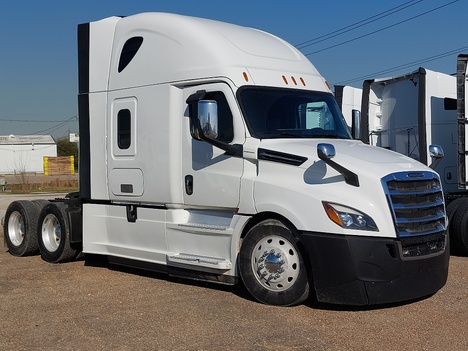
296 0 422 50
334 46 468 86
31 116 78 135
0 116 77 123
304 0 460 56
32 120 73 136
0 115 78 136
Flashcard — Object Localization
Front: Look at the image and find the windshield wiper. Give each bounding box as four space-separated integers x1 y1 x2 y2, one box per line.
262 131 303 138
311 133 344 139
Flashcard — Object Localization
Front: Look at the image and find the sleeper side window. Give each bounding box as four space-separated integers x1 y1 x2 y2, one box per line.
189 91 234 143
117 109 131 149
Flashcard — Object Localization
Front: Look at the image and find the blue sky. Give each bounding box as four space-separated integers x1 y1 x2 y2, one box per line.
0 0 465 139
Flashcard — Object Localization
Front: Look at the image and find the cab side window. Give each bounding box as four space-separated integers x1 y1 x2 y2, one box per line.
189 91 234 143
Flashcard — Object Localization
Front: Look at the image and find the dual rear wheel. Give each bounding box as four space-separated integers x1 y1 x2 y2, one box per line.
3 200 78 263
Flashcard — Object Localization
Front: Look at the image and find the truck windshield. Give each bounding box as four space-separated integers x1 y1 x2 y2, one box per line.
238 87 351 139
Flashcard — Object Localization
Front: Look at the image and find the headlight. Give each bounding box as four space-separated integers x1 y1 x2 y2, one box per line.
322 202 378 231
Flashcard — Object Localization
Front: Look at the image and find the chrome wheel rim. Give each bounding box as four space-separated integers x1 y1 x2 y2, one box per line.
251 235 300 292
41 214 61 252
8 211 25 246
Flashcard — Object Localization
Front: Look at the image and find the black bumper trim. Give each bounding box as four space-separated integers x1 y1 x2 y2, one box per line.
300 231 449 305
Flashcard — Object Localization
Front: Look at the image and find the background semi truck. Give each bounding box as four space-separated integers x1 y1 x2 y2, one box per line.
3 13 449 306
448 54 468 254
360 68 457 189
354 62 468 255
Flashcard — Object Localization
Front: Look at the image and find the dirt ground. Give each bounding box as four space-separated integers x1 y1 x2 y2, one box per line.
1 193 468 351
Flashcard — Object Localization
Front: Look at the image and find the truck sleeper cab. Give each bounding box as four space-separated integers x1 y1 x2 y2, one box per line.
3 13 449 306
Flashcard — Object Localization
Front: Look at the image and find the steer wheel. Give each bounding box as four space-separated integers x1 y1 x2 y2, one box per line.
239 219 309 306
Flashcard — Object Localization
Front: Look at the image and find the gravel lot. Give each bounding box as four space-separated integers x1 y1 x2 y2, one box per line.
1 193 468 351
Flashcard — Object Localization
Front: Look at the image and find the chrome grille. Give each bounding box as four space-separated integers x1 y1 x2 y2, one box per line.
382 171 447 257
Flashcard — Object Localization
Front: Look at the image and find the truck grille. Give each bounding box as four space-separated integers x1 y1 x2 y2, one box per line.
382 172 447 258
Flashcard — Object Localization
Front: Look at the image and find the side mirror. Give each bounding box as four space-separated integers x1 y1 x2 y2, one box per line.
351 109 361 140
186 91 243 157
198 100 218 140
317 143 359 187
429 144 444 170
317 143 336 160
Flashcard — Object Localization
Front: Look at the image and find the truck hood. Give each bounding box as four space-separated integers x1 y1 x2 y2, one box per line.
256 138 431 177
252 138 440 238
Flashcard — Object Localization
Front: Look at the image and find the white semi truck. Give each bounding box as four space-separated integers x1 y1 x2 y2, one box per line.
360 67 457 184
445 54 468 255
358 66 468 255
3 13 449 306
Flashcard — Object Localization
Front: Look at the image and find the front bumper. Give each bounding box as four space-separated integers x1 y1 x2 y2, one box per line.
300 231 449 305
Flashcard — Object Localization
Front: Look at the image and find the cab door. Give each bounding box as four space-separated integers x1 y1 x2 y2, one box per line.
182 83 245 208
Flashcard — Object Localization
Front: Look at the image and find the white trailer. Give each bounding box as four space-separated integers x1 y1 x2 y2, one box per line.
3 13 449 306
335 85 363 127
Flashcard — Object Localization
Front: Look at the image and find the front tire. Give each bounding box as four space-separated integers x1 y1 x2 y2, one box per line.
239 219 310 306
450 199 468 256
38 202 78 263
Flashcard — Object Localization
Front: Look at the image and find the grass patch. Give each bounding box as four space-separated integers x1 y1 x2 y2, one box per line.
7 178 79 194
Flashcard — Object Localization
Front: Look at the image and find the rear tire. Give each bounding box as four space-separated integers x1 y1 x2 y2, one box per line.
239 219 309 306
3 200 42 256
38 202 78 263
32 199 50 211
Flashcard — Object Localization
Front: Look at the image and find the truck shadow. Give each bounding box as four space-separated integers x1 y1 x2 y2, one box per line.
83 253 256 303
83 253 431 310
304 294 434 311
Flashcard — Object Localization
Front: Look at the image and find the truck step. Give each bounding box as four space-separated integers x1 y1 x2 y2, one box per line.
167 222 234 235
167 253 232 270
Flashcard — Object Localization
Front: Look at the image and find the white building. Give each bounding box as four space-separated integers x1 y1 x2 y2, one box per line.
0 135 57 174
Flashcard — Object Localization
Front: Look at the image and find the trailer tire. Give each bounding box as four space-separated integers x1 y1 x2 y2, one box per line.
239 219 309 306
450 199 468 256
3 200 41 256
38 202 77 263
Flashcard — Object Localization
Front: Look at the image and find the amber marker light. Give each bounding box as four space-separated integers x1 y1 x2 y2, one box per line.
300 77 306 86
243 71 249 82
291 76 297 85
323 202 342 227
282 75 288 84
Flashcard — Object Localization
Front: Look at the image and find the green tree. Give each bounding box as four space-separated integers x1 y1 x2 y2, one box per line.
56 137 79 170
